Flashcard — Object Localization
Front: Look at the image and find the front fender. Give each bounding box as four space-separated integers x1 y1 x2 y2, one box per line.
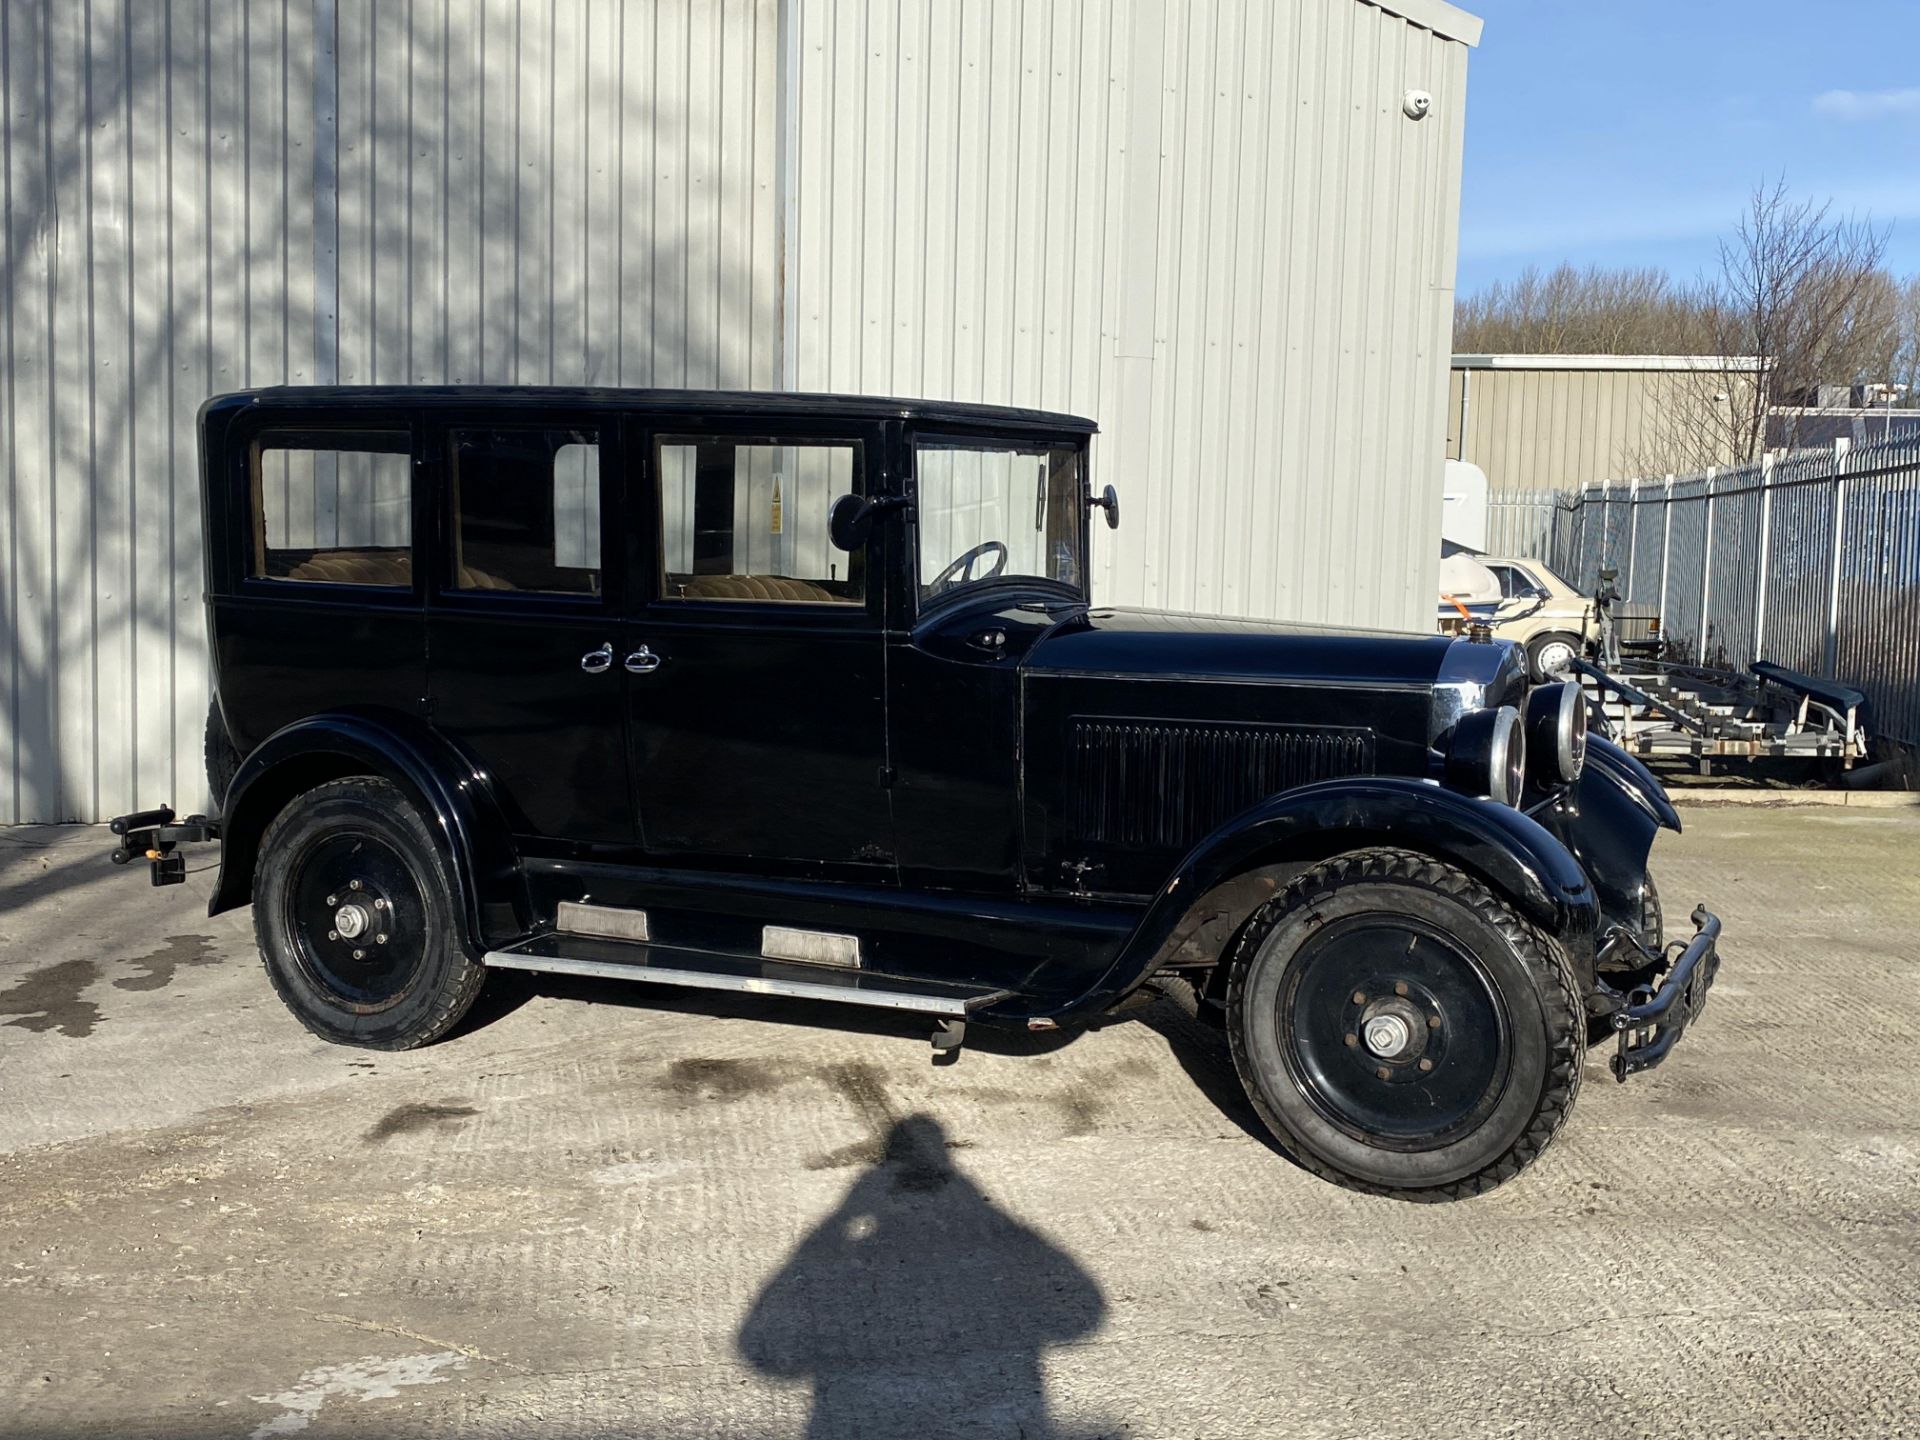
1532 740 1670 933
209 711 530 956
1584 735 1682 833
1044 777 1599 1021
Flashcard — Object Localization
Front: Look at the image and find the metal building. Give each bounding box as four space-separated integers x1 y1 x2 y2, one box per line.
0 0 1479 823
1449 354 1766 493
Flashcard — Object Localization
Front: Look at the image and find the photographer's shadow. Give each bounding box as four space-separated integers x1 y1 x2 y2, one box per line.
738 1115 1105 1439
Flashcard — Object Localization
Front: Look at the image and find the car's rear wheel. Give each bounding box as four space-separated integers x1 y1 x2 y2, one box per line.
1526 631 1581 681
1225 848 1583 1200
253 776 486 1049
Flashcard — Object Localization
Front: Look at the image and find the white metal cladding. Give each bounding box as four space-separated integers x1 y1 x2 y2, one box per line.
1549 436 1920 750
0 0 781 822
0 0 1474 824
780 0 1473 635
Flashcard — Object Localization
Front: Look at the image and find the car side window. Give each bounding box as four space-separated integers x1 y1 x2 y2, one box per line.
656 436 863 605
449 427 602 595
250 433 413 587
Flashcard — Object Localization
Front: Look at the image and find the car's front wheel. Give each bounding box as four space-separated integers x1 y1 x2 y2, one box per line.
1225 848 1583 1200
253 776 487 1049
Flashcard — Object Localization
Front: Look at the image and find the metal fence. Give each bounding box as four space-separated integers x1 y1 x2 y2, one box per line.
1542 436 1920 749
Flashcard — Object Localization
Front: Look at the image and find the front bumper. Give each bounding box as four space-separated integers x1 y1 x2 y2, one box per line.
1600 905 1723 1082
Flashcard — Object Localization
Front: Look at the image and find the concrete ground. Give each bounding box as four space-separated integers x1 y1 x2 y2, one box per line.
2 807 1917 1439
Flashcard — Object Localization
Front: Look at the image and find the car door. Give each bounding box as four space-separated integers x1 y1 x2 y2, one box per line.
626 416 894 879
425 408 635 845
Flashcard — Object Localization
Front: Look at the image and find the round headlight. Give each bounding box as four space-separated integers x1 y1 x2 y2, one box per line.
1446 705 1527 807
1525 681 1588 787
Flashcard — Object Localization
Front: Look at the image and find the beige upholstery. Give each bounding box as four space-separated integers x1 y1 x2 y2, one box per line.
670 573 849 604
455 563 517 591
285 550 413 586
281 549 517 591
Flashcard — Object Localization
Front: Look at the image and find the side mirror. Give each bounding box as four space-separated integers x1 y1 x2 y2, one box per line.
828 492 905 552
1090 484 1120 530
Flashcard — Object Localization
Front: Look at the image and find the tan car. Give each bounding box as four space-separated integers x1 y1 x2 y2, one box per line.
1441 556 1598 681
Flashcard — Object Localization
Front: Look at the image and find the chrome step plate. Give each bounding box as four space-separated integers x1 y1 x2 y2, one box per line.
555 901 651 943
761 925 861 969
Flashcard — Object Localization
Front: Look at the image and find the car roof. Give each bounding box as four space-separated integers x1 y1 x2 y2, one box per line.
201 386 1099 435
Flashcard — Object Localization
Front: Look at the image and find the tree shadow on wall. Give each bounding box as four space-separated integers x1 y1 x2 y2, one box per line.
737 1114 1107 1440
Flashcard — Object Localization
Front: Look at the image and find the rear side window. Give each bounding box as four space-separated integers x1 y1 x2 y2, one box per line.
250 433 412 587
656 436 863 604
449 427 602 595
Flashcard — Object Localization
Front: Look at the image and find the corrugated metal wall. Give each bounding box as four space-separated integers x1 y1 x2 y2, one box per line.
1449 359 1760 493
783 0 1472 633
0 0 779 822
1 0 1474 823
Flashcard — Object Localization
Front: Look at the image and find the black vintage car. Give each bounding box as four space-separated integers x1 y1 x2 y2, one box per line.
110 387 1721 1200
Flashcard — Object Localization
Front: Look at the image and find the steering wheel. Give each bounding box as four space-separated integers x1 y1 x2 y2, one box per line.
926 539 1008 596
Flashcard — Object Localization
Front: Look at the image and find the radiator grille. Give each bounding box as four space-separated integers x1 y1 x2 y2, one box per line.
1070 720 1375 849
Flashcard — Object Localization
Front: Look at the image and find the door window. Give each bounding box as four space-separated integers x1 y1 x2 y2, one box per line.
914 442 1084 602
449 427 602 594
656 437 863 604
250 433 412 586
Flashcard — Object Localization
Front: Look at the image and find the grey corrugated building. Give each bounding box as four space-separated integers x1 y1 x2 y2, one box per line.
0 0 1480 823
1449 354 1766 492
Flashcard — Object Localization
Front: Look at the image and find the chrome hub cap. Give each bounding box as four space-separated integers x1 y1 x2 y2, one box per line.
1364 1013 1412 1057
333 901 372 940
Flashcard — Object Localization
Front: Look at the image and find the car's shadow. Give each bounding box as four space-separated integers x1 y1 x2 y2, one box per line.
461 967 1284 1152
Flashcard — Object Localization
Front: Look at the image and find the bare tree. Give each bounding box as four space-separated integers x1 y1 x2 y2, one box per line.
1453 263 1715 355
1641 181 1895 471
1891 274 1920 407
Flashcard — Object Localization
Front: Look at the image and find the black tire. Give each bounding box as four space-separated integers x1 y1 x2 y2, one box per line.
1525 631 1582 682
253 776 486 1050
1225 848 1583 1201
205 700 241 811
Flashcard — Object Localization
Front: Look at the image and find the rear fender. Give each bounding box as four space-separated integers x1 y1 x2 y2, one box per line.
1045 777 1599 1021
209 711 530 956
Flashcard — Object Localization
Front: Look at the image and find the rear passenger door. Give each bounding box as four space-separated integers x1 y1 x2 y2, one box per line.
425 411 634 846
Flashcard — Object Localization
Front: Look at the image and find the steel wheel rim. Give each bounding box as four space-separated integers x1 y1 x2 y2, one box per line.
283 828 426 1011
1537 640 1576 677
1278 913 1513 1151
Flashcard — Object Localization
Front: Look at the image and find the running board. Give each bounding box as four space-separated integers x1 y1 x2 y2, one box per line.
483 933 1013 1019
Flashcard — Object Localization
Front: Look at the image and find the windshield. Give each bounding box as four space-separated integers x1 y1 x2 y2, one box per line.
914 440 1085 603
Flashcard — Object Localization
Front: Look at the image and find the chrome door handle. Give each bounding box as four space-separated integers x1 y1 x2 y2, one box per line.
580 642 614 674
624 645 664 674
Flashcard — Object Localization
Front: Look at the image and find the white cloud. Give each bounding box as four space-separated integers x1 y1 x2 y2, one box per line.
1813 88 1920 122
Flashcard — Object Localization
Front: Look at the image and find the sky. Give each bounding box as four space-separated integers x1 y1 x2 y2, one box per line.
1456 0 1920 296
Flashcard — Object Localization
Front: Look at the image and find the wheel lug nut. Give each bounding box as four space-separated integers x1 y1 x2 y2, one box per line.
349 879 362 891
1418 1058 1434 1072
325 894 338 906
1375 1066 1391 1080
352 948 366 961
327 929 339 941
1427 1015 1441 1029
1394 981 1409 997
374 898 387 910
375 934 387 945
1344 1033 1358 1047
1352 990 1367 1005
